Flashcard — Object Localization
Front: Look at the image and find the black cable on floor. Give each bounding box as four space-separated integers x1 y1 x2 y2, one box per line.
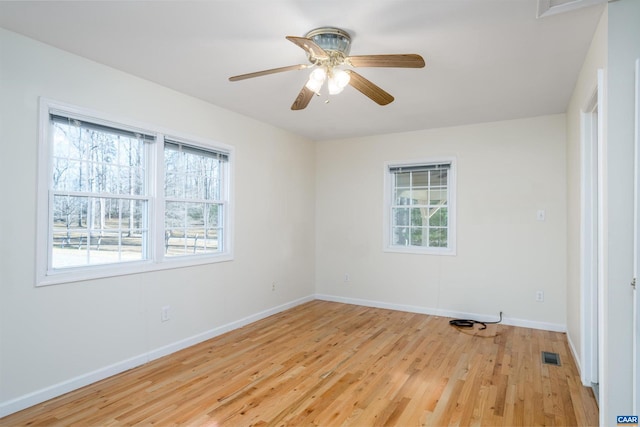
449 311 503 330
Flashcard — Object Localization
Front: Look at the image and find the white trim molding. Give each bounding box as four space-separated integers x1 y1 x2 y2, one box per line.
314 294 566 332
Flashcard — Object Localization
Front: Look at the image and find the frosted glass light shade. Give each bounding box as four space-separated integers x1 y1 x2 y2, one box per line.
305 68 326 93
328 69 350 95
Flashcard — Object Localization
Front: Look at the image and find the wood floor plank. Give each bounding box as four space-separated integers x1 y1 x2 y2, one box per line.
0 300 598 426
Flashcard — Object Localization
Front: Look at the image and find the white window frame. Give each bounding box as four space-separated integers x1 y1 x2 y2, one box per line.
36 98 234 286
383 157 457 255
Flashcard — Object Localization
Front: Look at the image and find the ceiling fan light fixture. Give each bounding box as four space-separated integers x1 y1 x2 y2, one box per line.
305 67 326 93
333 69 350 87
327 78 342 95
327 69 350 95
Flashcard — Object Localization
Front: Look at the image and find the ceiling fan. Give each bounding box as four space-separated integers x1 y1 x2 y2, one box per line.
228 27 426 110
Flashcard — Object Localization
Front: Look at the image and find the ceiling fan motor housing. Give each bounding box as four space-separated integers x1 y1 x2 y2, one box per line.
305 27 352 57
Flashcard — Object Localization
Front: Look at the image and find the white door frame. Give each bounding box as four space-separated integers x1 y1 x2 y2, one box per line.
633 57 640 414
580 70 606 408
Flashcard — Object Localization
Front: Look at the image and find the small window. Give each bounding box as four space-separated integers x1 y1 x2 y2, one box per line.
384 159 456 255
37 99 233 286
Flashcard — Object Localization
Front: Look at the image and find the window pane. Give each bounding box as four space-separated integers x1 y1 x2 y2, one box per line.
207 177 221 200
412 171 429 186
187 203 205 227
184 173 202 199
165 144 225 205
51 230 146 268
429 189 447 205
52 158 70 190
411 227 428 246
392 227 410 246
115 164 145 196
165 201 224 257
164 149 184 198
412 189 428 205
165 228 215 256
429 208 448 227
52 231 89 268
164 171 182 198
208 204 222 227
51 119 146 196
52 195 147 269
165 201 185 228
410 208 425 227
429 228 448 247
430 169 448 186
395 172 410 187
394 188 411 205
393 208 410 226
53 194 78 227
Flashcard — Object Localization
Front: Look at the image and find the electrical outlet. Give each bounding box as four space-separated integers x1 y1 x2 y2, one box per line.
161 305 171 322
344 274 350 282
271 282 276 291
535 291 544 302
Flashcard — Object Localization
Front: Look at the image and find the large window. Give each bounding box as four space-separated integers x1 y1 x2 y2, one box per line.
384 159 456 255
37 99 233 285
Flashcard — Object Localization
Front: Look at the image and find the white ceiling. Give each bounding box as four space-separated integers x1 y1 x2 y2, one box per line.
0 0 605 141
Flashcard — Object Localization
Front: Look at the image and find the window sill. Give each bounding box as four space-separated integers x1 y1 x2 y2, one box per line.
36 253 234 287
384 246 456 256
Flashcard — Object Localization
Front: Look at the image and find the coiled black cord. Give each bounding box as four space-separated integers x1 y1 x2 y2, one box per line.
449 311 503 330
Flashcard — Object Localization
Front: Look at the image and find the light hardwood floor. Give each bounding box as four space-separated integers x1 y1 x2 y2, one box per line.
1 300 598 426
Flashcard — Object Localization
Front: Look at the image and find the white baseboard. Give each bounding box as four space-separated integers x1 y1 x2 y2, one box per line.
0 353 148 420
0 295 314 418
1 293 566 418
314 293 567 332
566 332 587 385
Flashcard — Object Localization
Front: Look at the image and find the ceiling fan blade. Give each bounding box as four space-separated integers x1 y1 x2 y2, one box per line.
347 54 425 68
347 71 394 106
229 64 309 82
291 86 316 111
286 36 329 60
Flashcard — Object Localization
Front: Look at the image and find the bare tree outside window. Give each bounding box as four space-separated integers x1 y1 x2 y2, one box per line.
50 116 149 268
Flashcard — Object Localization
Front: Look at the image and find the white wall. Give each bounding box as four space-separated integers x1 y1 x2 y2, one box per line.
565 6 607 380
315 115 567 329
600 0 640 423
0 28 316 415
